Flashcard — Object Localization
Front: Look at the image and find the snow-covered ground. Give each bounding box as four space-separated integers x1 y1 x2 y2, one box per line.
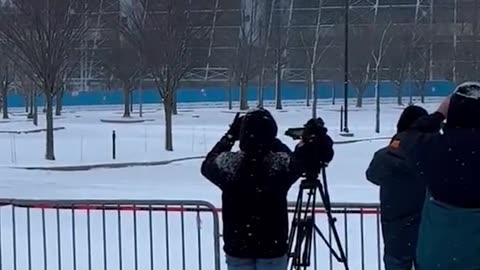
0 98 441 270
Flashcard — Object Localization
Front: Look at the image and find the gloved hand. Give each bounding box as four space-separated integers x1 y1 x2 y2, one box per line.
226 113 243 141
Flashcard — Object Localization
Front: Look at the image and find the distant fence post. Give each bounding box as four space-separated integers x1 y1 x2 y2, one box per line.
112 130 116 160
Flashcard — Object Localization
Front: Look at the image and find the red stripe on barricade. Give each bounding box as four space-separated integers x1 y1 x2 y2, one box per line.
0 203 381 215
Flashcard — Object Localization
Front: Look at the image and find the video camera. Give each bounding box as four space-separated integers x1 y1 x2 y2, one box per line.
285 118 327 141
285 118 332 176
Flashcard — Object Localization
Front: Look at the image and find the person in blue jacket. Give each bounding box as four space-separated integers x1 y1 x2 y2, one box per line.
366 105 429 270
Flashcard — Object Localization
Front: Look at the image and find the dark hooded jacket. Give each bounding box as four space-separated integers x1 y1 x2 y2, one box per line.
201 109 334 259
400 83 480 270
365 106 428 258
202 109 291 259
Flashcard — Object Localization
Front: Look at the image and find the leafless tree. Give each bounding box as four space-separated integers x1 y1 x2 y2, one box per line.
142 0 212 151
271 0 293 110
386 31 412 106
257 0 275 108
0 0 93 160
412 48 429 104
349 28 372 108
233 0 265 110
118 0 149 118
102 31 141 118
54 74 68 116
300 0 334 118
0 47 15 119
370 22 393 133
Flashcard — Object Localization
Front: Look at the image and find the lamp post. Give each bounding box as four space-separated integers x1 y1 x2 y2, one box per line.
343 0 350 134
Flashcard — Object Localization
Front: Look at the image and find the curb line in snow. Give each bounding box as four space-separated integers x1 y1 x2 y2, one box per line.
11 137 389 171
13 156 206 171
0 127 66 134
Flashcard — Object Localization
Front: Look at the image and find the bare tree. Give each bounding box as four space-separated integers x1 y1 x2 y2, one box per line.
370 22 393 133
412 48 429 104
233 0 265 110
257 0 275 108
386 31 411 106
102 30 141 118
118 0 149 118
143 0 211 151
349 26 372 108
0 47 15 119
0 0 93 160
300 0 334 118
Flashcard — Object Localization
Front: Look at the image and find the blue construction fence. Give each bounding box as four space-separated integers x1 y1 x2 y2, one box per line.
7 80 456 107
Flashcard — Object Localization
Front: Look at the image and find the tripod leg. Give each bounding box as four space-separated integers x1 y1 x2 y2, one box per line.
318 169 350 270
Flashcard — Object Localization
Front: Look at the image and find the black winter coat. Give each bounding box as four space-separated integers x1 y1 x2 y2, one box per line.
201 137 304 259
403 112 480 208
366 135 426 258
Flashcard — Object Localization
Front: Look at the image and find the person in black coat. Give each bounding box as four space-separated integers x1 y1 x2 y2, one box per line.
201 109 333 270
366 105 429 270
399 82 480 270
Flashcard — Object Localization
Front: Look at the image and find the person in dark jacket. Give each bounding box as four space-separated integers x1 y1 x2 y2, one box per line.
366 105 429 270
201 108 333 270
399 82 480 270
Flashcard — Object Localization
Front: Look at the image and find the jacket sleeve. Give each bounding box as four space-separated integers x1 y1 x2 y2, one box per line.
411 112 446 133
365 147 390 186
200 136 236 189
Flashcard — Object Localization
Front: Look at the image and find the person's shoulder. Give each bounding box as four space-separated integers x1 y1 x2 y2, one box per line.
266 152 291 172
214 151 244 174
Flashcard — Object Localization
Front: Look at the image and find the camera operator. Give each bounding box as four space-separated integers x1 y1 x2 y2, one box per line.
201 108 333 270
399 82 480 270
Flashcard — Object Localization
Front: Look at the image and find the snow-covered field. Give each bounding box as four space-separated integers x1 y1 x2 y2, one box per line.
0 98 441 270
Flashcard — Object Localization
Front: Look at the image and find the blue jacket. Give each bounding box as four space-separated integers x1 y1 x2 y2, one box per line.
416 198 480 270
366 134 426 258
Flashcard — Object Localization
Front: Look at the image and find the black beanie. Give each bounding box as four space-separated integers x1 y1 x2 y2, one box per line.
397 105 428 133
239 108 278 156
447 82 480 129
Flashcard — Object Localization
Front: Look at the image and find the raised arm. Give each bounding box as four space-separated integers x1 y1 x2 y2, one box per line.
200 113 243 189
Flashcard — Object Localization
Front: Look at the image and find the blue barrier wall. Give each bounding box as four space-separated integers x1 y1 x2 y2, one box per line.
7 80 455 107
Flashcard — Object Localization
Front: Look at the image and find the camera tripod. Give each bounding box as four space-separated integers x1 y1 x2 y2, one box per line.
288 166 349 270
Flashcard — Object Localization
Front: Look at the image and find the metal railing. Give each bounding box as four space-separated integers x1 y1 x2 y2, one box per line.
0 199 382 270
0 200 221 270
286 202 383 270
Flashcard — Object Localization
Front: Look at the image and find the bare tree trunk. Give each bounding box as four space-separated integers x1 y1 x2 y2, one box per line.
123 87 131 118
45 90 55 160
420 87 425 103
33 88 38 126
275 52 282 110
228 81 233 110
306 83 311 107
396 84 403 106
164 95 174 151
55 90 63 116
25 93 29 113
332 82 336 105
2 84 8 119
356 91 363 108
172 92 178 115
139 80 143 118
310 66 317 119
130 91 134 113
239 80 248 110
258 68 265 108
375 69 380 133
